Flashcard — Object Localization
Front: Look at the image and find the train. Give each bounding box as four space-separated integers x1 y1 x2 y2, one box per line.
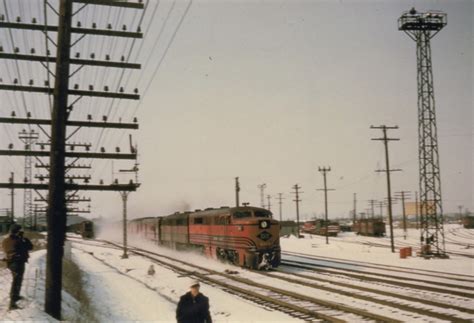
67 220 94 239
301 220 340 236
462 216 474 229
352 218 386 237
128 206 281 269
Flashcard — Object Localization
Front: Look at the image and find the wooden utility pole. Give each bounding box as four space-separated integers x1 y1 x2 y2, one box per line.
395 191 411 240
277 193 284 221
291 184 302 238
235 177 240 207
318 167 334 244
34 204 38 231
371 125 401 253
257 183 266 208
352 193 357 224
267 195 271 211
368 199 377 218
44 0 73 317
0 1 144 318
120 191 130 259
9 172 14 223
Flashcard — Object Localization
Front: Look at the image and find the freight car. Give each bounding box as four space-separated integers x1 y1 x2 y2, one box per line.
128 206 281 269
67 220 94 239
352 218 385 237
462 216 474 229
302 220 340 236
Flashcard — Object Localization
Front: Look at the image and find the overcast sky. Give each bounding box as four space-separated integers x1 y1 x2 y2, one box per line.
0 0 472 221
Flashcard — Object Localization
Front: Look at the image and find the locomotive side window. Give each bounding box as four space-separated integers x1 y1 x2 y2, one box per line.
233 211 251 218
254 210 271 218
194 217 203 224
215 216 230 225
176 218 186 225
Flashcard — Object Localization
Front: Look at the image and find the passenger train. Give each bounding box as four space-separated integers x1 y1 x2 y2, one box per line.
128 206 281 269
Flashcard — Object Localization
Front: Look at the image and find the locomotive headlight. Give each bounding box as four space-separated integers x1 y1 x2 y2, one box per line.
259 220 270 229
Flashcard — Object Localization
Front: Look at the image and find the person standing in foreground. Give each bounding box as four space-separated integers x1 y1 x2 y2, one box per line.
1 224 33 310
176 280 212 323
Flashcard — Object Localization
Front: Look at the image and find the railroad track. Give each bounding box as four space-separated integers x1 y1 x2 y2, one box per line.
257 268 474 322
281 259 474 298
282 250 474 282
331 236 474 259
69 238 402 322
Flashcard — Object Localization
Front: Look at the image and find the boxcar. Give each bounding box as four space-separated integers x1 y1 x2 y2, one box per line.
353 218 385 237
302 220 340 236
462 216 474 229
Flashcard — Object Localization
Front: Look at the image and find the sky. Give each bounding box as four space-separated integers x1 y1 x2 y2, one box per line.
0 0 472 222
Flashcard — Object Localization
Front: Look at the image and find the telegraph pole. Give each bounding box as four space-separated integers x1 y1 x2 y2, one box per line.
368 199 377 218
415 191 419 230
371 125 401 253
395 191 411 240
267 195 271 211
44 0 73 317
34 204 38 231
0 1 144 318
352 193 357 224
291 184 302 238
235 177 240 207
317 167 334 244
120 191 130 259
277 193 284 221
257 183 266 208
457 205 463 222
0 0 144 320
9 172 14 223
399 8 448 257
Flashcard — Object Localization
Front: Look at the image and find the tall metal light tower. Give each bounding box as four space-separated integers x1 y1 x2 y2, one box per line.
398 8 448 257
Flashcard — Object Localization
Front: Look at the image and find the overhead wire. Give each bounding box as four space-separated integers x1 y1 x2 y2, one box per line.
2 0 33 120
97 0 193 183
90 1 150 156
97 0 193 181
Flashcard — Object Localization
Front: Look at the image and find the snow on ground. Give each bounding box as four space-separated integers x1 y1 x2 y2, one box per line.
280 224 473 275
71 241 301 322
1 224 471 322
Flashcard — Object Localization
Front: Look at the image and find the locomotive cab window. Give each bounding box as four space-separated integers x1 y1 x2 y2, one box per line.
254 210 272 218
194 217 204 224
233 211 251 219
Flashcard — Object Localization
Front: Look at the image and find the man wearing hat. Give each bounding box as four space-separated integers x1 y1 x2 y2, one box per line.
2 224 33 310
176 279 212 323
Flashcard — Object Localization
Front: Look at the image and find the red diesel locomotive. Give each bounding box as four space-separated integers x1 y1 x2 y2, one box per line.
128 206 281 269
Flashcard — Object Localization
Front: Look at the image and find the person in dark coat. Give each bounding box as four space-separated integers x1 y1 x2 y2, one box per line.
176 280 212 323
2 224 33 310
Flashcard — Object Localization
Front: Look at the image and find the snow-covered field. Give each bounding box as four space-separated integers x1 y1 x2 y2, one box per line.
0 224 472 321
280 224 473 275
